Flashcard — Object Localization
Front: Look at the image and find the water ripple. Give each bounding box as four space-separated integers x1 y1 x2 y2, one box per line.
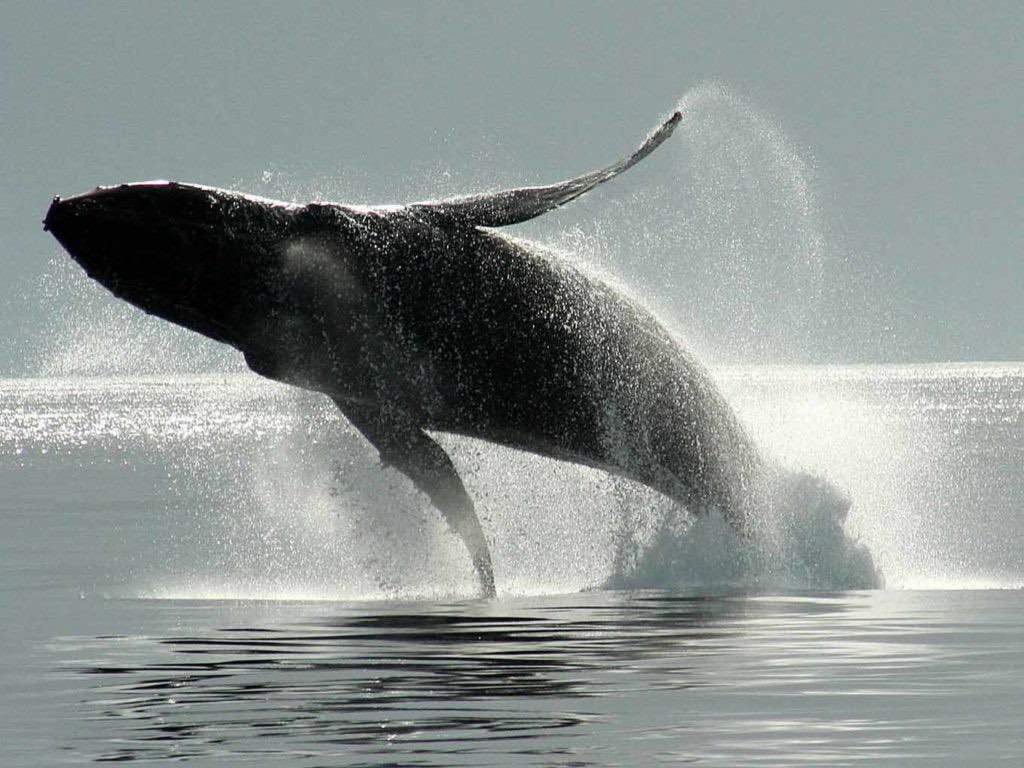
43 590 1024 765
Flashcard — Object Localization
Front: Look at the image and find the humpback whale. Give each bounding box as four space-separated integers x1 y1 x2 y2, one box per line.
44 105 766 597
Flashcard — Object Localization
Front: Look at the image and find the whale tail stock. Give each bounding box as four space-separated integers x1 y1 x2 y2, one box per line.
411 106 682 228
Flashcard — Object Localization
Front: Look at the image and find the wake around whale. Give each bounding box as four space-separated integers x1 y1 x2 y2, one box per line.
43 104 844 597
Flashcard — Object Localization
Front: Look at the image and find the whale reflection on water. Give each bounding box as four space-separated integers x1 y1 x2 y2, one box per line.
54 593 878 764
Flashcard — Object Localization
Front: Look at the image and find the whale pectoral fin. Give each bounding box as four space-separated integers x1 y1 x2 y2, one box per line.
336 401 496 597
410 108 682 228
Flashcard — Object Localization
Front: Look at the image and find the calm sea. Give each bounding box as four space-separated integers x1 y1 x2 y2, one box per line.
1 364 1022 765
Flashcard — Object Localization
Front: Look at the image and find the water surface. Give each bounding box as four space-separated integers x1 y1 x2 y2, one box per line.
2 365 1023 765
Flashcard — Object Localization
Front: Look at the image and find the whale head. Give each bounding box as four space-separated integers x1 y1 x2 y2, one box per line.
43 181 301 348
44 182 380 390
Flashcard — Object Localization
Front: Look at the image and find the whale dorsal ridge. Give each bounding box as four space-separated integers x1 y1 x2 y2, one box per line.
410 107 682 228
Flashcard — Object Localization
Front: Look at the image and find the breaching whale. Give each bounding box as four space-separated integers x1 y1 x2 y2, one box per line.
44 106 767 597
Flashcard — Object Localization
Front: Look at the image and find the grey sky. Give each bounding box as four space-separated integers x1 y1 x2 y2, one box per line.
2 1 1020 372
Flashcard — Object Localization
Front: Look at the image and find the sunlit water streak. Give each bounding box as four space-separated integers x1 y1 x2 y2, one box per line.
3 364 1022 596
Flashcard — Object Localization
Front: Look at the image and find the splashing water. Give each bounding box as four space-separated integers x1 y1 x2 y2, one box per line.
21 257 244 377
27 83 1003 597
537 83 884 365
8 360 1020 601
135 374 882 599
149 384 629 600
608 470 879 592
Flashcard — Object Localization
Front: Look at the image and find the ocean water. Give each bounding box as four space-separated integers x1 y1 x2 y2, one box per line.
1 364 1023 765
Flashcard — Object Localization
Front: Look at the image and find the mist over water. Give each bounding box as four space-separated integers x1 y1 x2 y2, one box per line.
12 84 1018 598
535 84 886 365
20 257 243 377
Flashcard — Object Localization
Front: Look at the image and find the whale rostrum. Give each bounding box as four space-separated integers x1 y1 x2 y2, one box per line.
44 105 764 597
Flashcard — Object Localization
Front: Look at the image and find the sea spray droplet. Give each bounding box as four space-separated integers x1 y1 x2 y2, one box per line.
26 257 244 377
